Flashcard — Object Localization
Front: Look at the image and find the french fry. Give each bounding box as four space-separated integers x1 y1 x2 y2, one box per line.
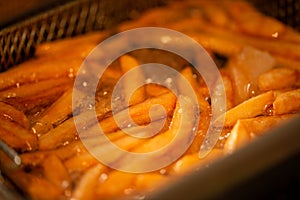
0 78 73 113
273 89 300 115
21 140 87 166
0 32 106 91
134 173 167 192
224 114 297 154
0 101 30 129
33 88 73 130
95 171 135 198
0 151 62 200
42 155 72 193
226 46 275 105
172 149 224 174
133 95 197 153
64 153 100 173
72 164 107 200
99 92 176 134
224 120 251 154
119 55 146 106
223 0 300 43
258 67 298 91
221 72 234 109
38 117 77 150
0 118 37 151
238 115 297 137
223 91 275 126
179 66 210 111
145 83 170 97
274 55 300 71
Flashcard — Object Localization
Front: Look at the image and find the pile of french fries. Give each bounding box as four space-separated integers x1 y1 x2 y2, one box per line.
0 0 300 199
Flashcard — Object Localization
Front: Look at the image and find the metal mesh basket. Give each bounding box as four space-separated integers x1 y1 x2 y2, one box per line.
0 0 165 72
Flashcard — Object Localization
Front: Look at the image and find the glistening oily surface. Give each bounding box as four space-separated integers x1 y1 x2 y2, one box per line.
0 0 300 199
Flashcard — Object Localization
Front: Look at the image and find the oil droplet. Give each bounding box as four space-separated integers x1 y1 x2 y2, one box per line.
159 169 167 175
68 68 74 78
272 32 279 38
145 78 153 84
263 104 273 116
82 82 88 87
245 82 259 98
99 173 108 183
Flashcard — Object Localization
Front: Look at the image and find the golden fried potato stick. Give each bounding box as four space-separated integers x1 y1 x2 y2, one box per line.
95 171 136 198
0 151 62 200
145 83 170 97
223 91 275 127
21 140 86 166
225 46 275 105
99 92 176 134
274 55 300 71
258 68 298 91
0 101 30 129
133 95 197 153
64 153 100 173
273 89 300 115
238 115 297 137
0 118 37 151
120 55 146 106
72 164 107 200
134 173 167 192
42 154 72 193
223 0 300 43
224 114 297 154
179 67 210 111
176 15 300 60
38 117 77 150
0 78 73 113
33 88 73 134
0 32 107 91
224 120 251 154
172 149 224 174
220 72 234 110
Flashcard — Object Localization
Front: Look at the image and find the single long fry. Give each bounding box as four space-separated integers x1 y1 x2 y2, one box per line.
238 115 297 137
224 120 251 154
21 140 86 166
38 117 77 150
34 88 73 129
99 92 176 134
224 114 297 154
172 149 223 174
0 118 37 151
120 54 146 106
64 153 100 173
223 91 275 126
273 89 300 115
134 173 167 192
179 67 210 111
0 101 30 129
72 164 107 200
42 155 72 193
258 68 298 91
145 83 170 97
95 171 136 198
